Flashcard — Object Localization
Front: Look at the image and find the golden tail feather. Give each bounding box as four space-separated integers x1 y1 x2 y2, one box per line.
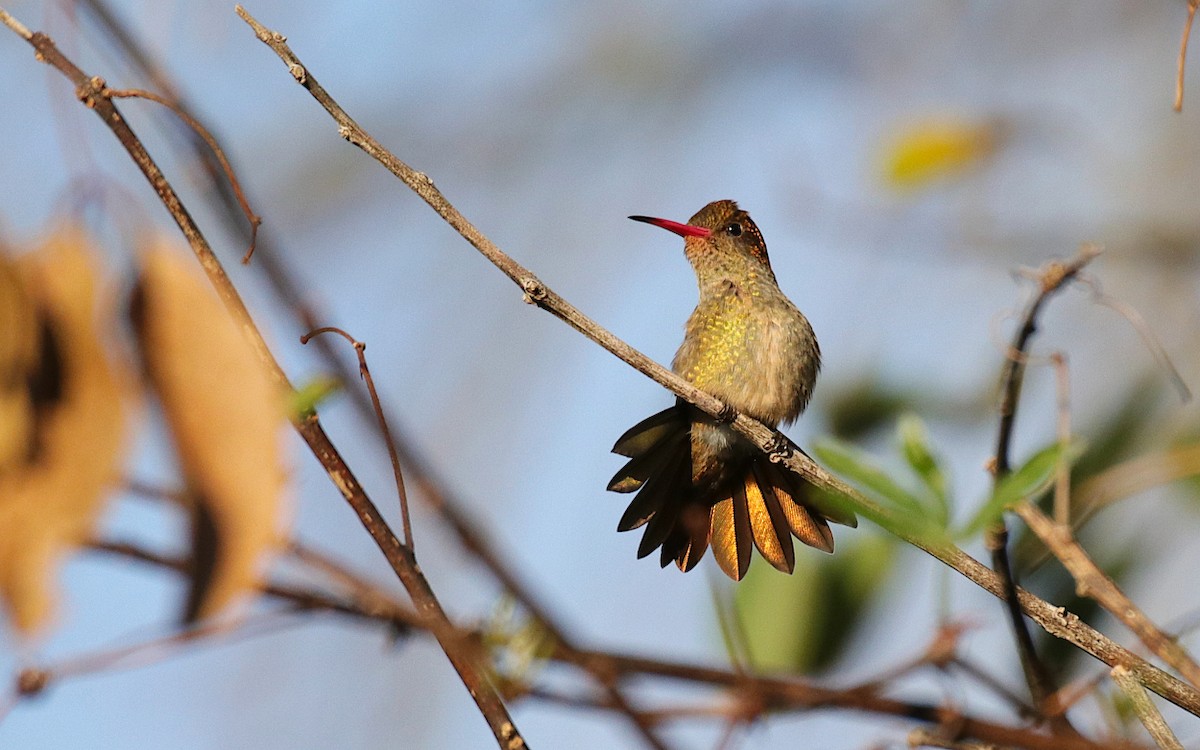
610 407 855 579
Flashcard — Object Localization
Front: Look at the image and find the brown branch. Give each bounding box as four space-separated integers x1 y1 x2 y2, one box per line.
990 247 1100 724
1177 0 1199 113
79 535 1145 750
908 728 1017 750
1016 504 1200 689
228 6 1200 720
0 11 525 748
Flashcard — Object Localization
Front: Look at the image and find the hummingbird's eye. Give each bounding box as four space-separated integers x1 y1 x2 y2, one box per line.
725 222 743 237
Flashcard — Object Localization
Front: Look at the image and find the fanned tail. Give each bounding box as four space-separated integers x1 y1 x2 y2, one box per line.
608 407 857 580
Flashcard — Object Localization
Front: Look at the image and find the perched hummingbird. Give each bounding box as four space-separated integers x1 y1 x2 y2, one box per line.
608 200 856 580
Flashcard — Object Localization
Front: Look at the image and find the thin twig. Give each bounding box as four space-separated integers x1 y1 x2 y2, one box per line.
1051 353 1072 526
950 657 1037 719
1074 274 1190 403
104 87 262 262
302 326 414 551
16 604 307 699
0 13 524 747
1176 0 1199 113
1111 665 1184 750
1016 503 1200 689
991 247 1101 726
228 6 1200 719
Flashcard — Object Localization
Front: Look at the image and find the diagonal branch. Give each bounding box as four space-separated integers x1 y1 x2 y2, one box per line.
1017 503 1200 688
231 4 1200 720
0 9 525 748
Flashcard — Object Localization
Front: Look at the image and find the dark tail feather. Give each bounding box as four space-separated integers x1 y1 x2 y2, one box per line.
608 428 687 494
616 435 689 532
662 501 712 572
612 406 686 457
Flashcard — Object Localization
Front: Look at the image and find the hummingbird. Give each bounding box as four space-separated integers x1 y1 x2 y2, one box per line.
608 200 856 580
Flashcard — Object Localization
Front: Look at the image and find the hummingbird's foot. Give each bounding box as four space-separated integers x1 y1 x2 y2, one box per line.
714 401 738 424
764 434 794 463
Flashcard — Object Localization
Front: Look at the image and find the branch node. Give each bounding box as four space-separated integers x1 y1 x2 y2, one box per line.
500 722 526 750
75 75 107 108
520 277 547 305
337 124 352 140
287 61 306 84
16 668 49 697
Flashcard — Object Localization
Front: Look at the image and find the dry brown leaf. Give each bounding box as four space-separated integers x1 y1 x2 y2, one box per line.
134 243 287 623
0 225 131 634
0 253 39 473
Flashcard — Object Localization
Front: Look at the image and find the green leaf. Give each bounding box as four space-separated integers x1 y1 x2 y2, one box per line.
898 414 949 526
962 442 1080 537
813 438 951 546
814 438 926 515
287 376 341 419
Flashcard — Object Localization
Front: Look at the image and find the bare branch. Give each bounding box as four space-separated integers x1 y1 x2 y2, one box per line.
1016 504 1200 689
0 10 525 747
74 536 1142 750
104 86 262 263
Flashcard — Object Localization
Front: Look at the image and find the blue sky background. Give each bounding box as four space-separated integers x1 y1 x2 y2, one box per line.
4 2 1200 748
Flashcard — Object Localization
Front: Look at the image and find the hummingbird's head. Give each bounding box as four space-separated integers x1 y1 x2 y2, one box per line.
629 200 773 280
